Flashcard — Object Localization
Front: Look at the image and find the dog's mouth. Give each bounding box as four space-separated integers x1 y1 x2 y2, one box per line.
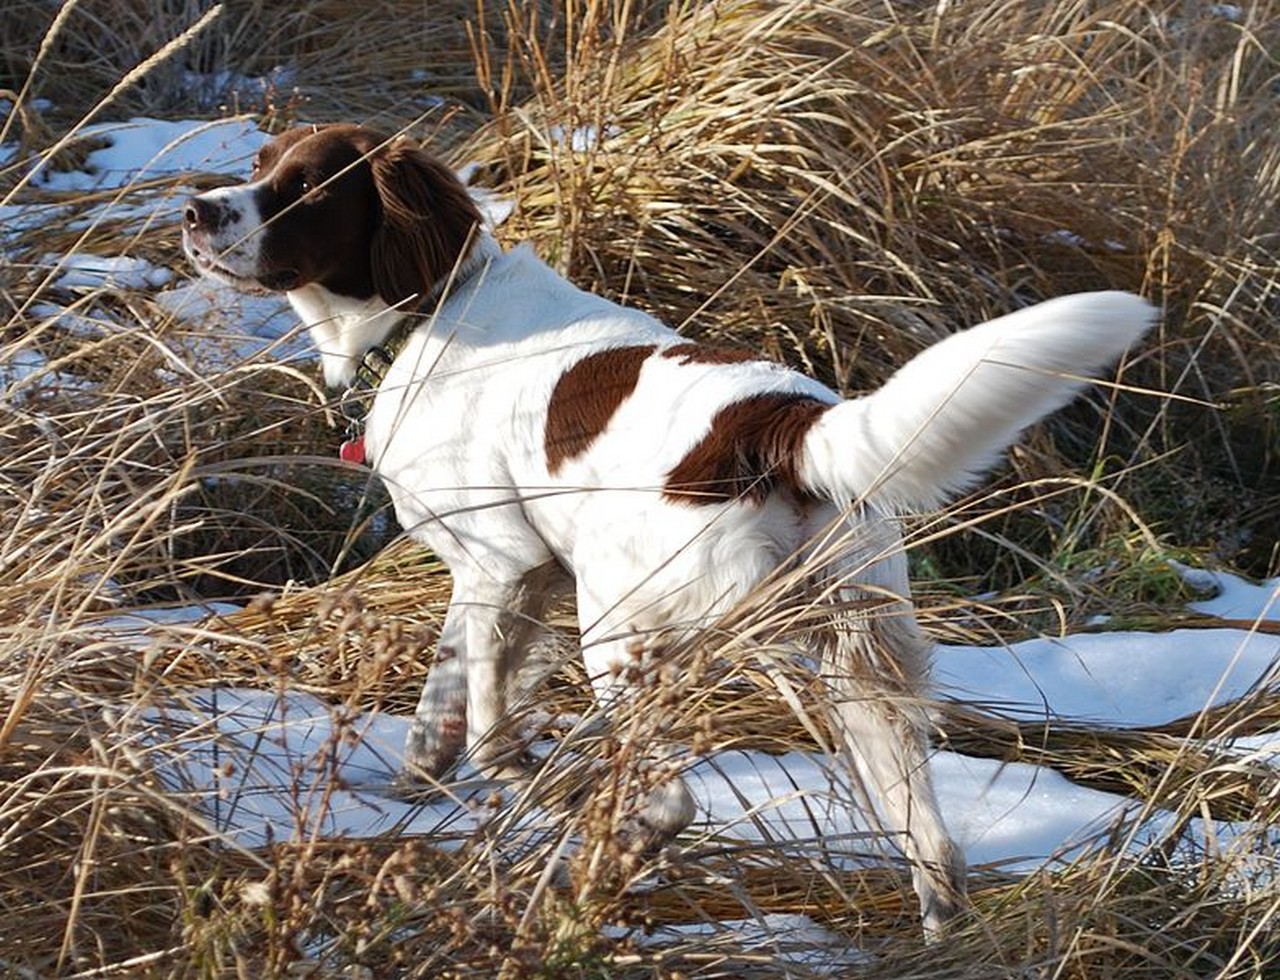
184 234 301 293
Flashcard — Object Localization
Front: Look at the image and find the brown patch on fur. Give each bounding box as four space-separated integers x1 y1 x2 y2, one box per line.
664 394 830 504
660 342 761 365
369 139 482 307
545 345 657 473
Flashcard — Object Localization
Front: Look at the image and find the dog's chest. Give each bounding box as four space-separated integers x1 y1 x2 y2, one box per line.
365 331 556 494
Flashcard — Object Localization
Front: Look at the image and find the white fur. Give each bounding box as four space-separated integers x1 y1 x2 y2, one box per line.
183 183 269 282
300 237 506 389
278 236 1152 936
289 286 402 388
801 291 1156 509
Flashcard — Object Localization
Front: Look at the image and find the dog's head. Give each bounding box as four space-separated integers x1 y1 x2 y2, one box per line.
182 124 481 307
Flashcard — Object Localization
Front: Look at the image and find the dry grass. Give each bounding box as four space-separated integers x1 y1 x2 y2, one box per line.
2 0 1279 975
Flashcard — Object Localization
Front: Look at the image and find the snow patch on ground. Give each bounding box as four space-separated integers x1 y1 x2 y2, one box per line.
935 628 1279 727
154 278 305 367
1181 565 1280 622
34 117 266 192
135 686 1159 868
615 912 871 971
52 253 173 291
107 563 1280 874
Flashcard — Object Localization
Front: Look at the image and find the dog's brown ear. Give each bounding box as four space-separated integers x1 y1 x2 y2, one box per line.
369 140 481 307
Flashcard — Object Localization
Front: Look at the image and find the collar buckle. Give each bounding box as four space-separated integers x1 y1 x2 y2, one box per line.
355 344 397 387
334 319 417 454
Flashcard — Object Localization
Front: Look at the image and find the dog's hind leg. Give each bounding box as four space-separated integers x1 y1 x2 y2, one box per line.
826 662 967 937
818 524 967 938
581 636 698 842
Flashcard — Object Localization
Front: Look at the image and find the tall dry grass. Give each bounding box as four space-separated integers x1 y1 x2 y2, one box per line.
1 0 1278 975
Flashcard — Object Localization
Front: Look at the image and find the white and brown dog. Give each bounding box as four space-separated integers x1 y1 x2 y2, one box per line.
184 123 1155 935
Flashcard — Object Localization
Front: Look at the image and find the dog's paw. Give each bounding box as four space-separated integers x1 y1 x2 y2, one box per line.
401 713 467 782
920 842 970 941
470 744 539 784
393 733 537 803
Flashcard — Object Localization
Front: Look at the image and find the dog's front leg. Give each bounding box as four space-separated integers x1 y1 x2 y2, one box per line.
402 594 471 781
402 573 532 784
461 585 519 780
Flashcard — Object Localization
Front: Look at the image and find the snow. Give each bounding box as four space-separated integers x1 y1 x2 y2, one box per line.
0 347 48 388
615 912 871 970
459 170 516 230
52 253 173 291
90 602 245 647
2 120 269 299
129 614 1269 869
1184 566 1280 621
28 301 119 339
181 66 300 112
548 122 621 153
140 689 495 846
935 628 1279 726
90 565 1277 970
132 644 1253 867
0 342 90 398
1208 3 1243 22
153 278 303 365
936 567 1280 727
691 747 1160 872
111 557 1280 884
1041 228 1127 253
34 117 266 192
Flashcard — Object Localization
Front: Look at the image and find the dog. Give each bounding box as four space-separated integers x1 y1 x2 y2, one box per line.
183 123 1155 935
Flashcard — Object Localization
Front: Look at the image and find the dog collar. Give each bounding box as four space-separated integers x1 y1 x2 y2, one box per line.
337 316 419 465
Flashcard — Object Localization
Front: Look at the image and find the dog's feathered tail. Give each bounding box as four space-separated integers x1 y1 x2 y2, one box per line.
800 291 1157 511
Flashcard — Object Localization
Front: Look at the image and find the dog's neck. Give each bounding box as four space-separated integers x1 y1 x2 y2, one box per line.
289 233 501 389
290 289 401 389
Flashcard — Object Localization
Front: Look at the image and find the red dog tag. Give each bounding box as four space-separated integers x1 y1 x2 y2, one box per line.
339 435 366 465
